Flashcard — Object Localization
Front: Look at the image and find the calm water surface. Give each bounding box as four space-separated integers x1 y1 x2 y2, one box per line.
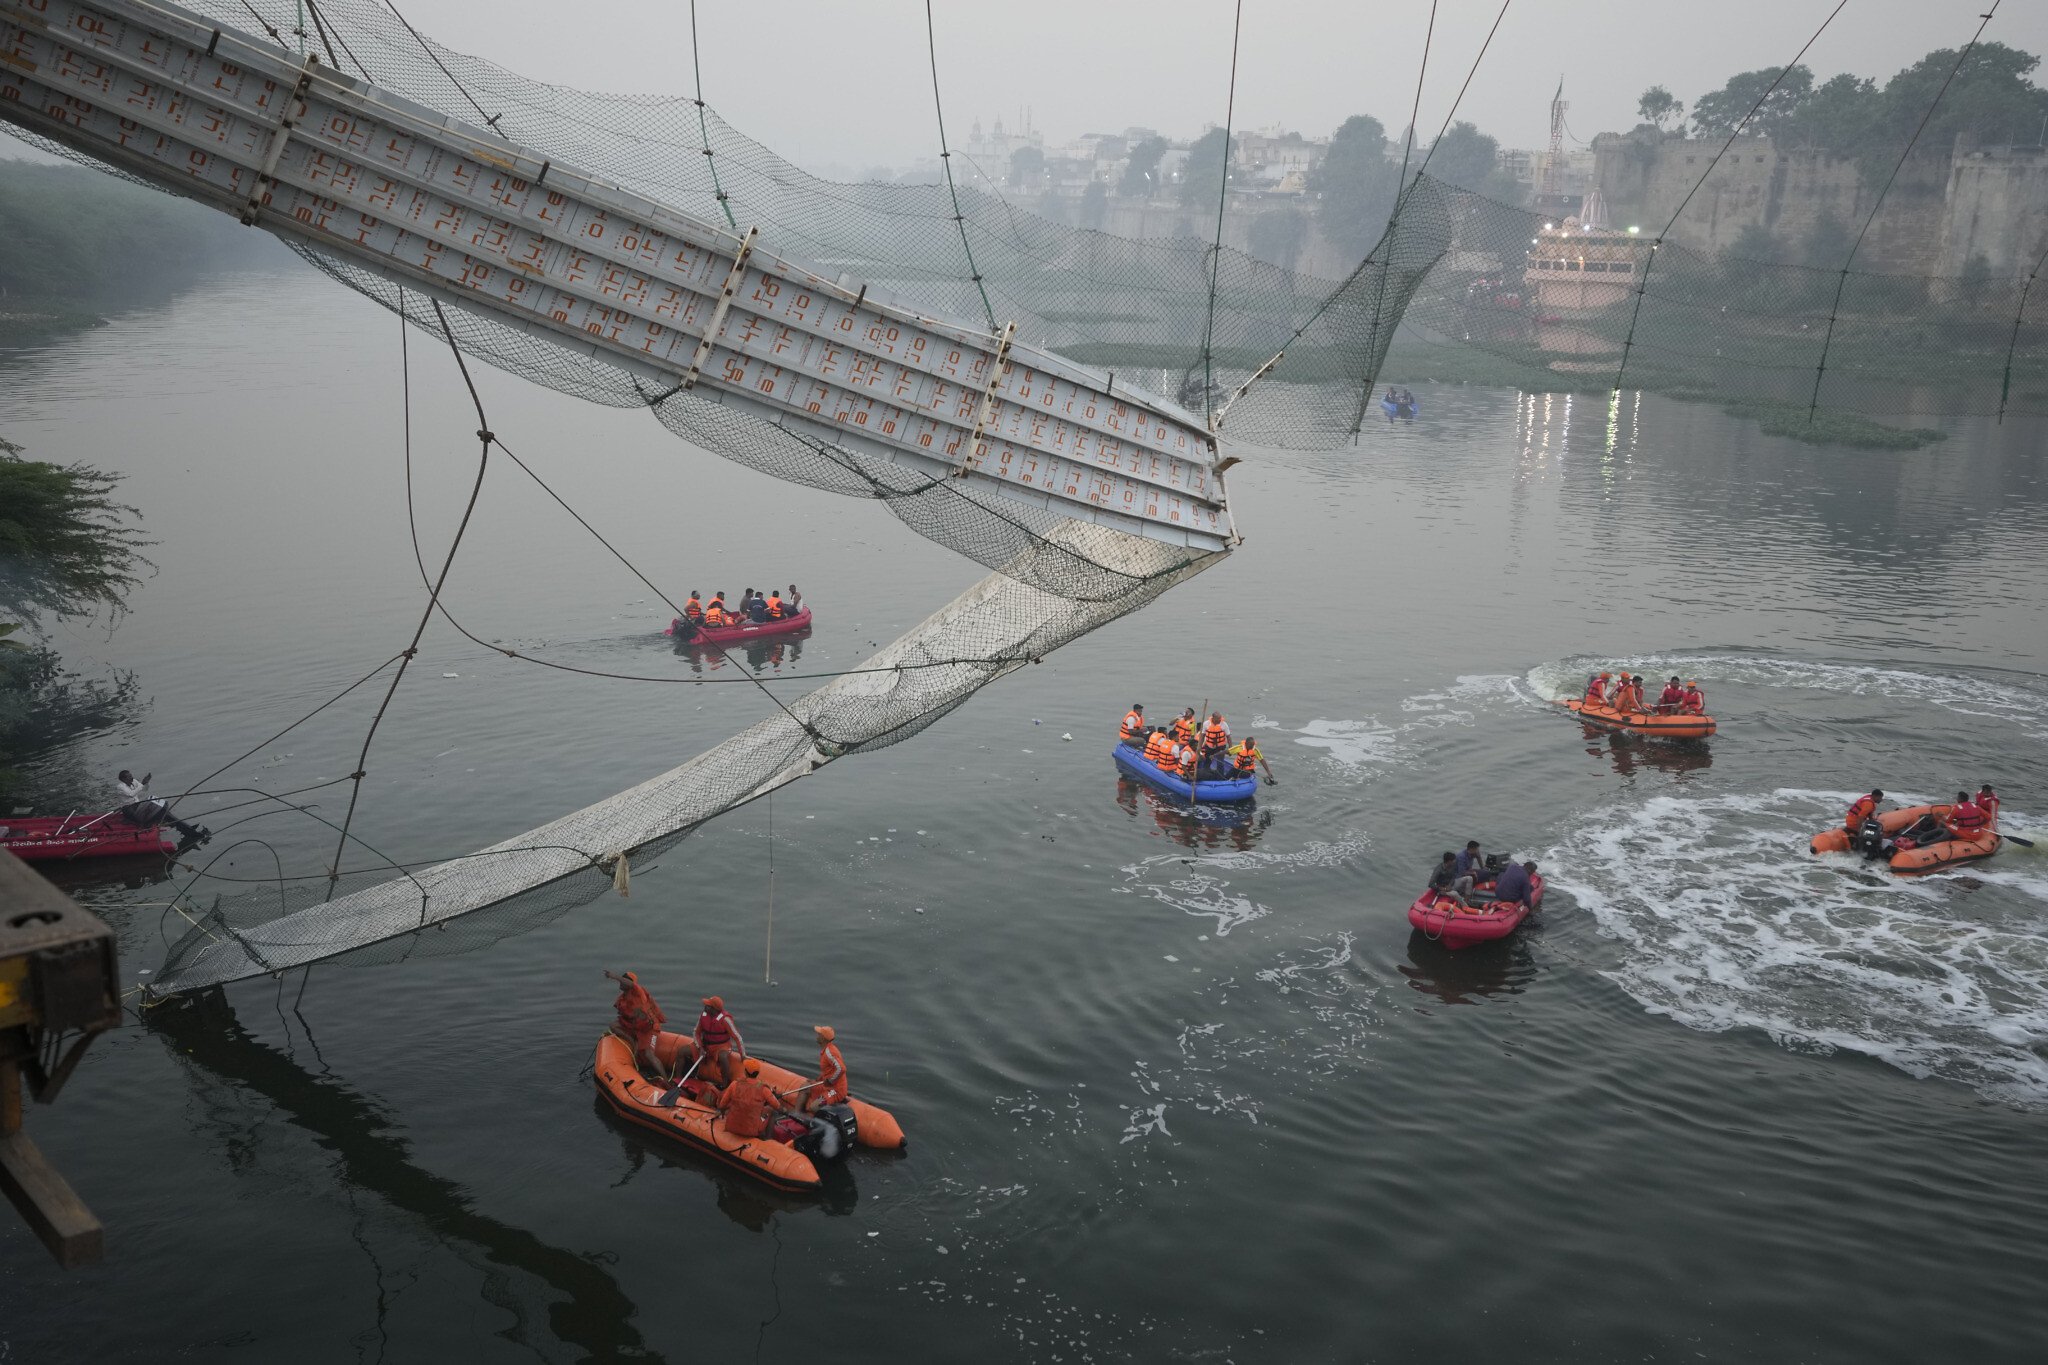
3 269 2047 1362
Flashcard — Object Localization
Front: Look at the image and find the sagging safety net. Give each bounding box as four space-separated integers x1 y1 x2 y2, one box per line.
66 0 2032 994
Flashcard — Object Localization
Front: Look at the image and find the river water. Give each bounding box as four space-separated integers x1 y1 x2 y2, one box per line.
4 267 2047 1362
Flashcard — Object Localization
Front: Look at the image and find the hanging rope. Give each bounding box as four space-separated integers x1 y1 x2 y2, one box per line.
322 299 493 898
922 0 998 333
687 0 738 229
1807 2 2002 420
1997 240 2048 424
762 791 775 984
1613 0 1849 395
382 0 509 139
1198 0 1246 427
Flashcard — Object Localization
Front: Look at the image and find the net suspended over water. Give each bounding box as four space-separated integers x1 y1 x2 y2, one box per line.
5 0 2037 993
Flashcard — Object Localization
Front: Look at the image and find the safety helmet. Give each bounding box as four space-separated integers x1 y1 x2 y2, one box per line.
743 1057 762 1076
815 1025 836 1042
703 995 725 1011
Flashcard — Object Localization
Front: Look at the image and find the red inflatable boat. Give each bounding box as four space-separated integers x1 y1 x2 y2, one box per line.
1407 874 1546 950
0 810 178 862
665 607 813 645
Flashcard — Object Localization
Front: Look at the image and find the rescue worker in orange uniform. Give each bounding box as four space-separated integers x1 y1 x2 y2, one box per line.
1143 727 1177 770
806 1024 849 1114
1844 789 1884 835
1584 672 1610 705
703 593 731 627
1176 741 1200 783
693 995 745 1085
1975 783 2001 826
683 592 704 622
1120 704 1147 746
765 590 786 620
717 1057 782 1139
1681 680 1706 715
605 970 667 1076
1171 708 1198 745
1945 791 1990 841
1611 673 1645 714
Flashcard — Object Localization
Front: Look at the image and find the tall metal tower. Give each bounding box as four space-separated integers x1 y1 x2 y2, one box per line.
1539 78 1567 198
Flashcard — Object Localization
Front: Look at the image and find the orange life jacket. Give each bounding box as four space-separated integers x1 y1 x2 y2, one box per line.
704 602 729 626
1153 737 1182 773
1614 683 1643 712
1978 792 2001 825
1201 720 1229 752
1845 795 1877 831
816 1042 848 1104
1121 711 1146 743
1177 745 1198 777
1232 744 1258 773
695 1008 735 1050
1948 801 1989 835
683 597 703 620
1584 677 1606 703
612 978 665 1039
766 594 785 619
1171 715 1196 743
718 1077 778 1138
1682 688 1705 714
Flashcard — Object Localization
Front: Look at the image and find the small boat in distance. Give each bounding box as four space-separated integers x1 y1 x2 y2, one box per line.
1558 697 1715 740
666 606 813 645
1111 745 1259 804
0 811 178 862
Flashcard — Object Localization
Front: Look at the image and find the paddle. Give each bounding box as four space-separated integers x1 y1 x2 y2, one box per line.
2004 833 2035 848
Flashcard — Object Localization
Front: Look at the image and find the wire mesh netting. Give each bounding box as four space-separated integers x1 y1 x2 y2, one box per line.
5 0 2032 992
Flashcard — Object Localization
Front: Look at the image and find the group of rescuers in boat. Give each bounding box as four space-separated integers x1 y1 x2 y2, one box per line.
608 972 847 1141
1840 784 2001 851
1426 840 1541 910
678 584 803 629
1582 671 1707 716
1118 704 1277 785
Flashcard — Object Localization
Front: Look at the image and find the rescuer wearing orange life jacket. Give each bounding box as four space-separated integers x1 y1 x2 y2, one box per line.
1120 704 1147 746
1171 708 1198 745
1584 672 1610 705
1176 742 1200 782
1844 789 1884 834
1200 712 1231 756
717 1057 782 1139
1656 676 1686 714
683 592 704 622
605 970 667 1076
1976 783 2001 826
1229 736 1276 783
1143 727 1177 770
806 1025 849 1113
1611 673 1645 713
765 591 786 620
1681 681 1706 715
1945 791 1990 841
694 995 745 1084
703 593 731 627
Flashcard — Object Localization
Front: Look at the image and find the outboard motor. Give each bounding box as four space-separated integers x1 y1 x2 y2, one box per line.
1856 818 1888 860
791 1102 858 1162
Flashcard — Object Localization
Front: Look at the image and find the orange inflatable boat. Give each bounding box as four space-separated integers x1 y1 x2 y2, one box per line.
593 1030 905 1193
1810 803 2002 875
1558 697 1716 740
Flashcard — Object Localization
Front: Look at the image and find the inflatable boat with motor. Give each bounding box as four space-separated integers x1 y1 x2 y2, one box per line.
1112 744 1259 804
1407 870 1546 950
666 606 813 645
1810 804 2001 875
1558 697 1716 740
593 1029 904 1193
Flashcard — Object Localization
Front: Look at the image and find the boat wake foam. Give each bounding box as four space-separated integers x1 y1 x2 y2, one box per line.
1545 787 2048 1106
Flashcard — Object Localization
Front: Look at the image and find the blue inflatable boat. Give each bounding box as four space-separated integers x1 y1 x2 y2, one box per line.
1112 745 1259 804
1381 397 1417 420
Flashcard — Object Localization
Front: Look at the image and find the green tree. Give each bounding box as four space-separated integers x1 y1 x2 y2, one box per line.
1119 136 1167 198
1862 42 2048 176
1246 207 1309 271
0 436 151 625
1425 121 1518 198
1177 127 1234 208
1692 65 1815 140
1637 86 1683 131
1776 73 1880 153
1079 179 1109 230
1721 223 1782 292
1800 211 1855 270
1312 114 1400 261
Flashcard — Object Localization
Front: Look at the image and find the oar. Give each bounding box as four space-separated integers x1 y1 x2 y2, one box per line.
2004 833 2035 848
1188 696 1208 805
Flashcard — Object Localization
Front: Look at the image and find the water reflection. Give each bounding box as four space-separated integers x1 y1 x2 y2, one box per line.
1399 931 1540 1006
1580 727 1714 779
672 629 810 675
149 992 662 1363
35 852 176 895
1112 777 1274 851
592 1097 860 1225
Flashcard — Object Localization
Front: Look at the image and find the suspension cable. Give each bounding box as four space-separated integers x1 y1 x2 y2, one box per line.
382 0 508 138
922 0 998 333
1198 0 1245 427
1808 2 2002 419
687 0 738 228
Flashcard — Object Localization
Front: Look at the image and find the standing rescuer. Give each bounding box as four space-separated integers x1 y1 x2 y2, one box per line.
694 995 744 1084
606 970 666 1076
808 1025 848 1113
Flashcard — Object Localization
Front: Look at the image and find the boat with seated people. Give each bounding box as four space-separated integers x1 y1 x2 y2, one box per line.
1111 744 1258 804
1381 395 1418 420
1407 870 1546 950
0 810 178 861
1810 803 2001 875
666 606 812 645
593 1029 904 1193
1558 696 1715 740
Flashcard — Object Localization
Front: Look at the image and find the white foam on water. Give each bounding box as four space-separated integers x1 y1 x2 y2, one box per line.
1546 787 2048 1105
1252 678 1531 778
1533 652 2048 738
1115 837 1367 935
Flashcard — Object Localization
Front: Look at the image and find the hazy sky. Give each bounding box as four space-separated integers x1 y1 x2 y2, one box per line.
380 0 2048 173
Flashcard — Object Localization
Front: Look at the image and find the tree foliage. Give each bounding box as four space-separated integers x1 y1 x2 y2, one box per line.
1119 136 1167 198
1311 115 1400 261
1078 178 1109 229
1246 207 1309 271
1008 145 1044 189
1176 127 1234 208
1637 86 1683 130
1692 65 1815 140
0 436 152 625
1424 122 1518 199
